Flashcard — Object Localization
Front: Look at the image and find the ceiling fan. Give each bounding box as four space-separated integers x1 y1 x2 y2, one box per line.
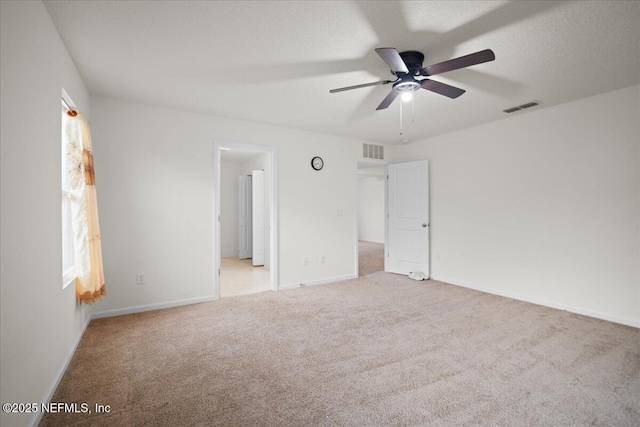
330 48 495 110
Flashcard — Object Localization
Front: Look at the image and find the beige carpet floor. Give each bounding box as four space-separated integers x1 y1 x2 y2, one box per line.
42 273 639 426
358 241 384 276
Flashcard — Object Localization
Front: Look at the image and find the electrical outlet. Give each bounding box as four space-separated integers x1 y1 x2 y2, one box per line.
303 257 309 266
137 274 145 285
320 255 325 264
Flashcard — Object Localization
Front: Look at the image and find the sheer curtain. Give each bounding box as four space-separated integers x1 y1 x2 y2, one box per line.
64 112 106 303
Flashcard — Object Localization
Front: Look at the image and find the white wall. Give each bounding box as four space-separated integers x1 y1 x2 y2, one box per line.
89 95 365 313
0 2 92 426
358 168 385 243
220 159 240 257
394 86 640 326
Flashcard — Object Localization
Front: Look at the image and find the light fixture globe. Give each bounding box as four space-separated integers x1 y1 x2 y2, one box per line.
393 78 421 93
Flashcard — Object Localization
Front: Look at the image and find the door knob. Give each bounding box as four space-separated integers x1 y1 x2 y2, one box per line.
422 223 427 228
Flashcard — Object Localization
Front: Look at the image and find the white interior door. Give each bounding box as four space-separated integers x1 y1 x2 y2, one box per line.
238 175 252 259
386 160 429 276
251 170 265 266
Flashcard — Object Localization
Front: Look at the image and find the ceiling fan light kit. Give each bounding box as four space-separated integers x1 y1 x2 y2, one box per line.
330 47 496 111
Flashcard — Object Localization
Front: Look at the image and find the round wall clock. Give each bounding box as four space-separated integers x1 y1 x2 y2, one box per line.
311 156 324 171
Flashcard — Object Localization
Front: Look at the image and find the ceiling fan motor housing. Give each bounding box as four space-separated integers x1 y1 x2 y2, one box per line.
398 51 425 76
392 51 425 92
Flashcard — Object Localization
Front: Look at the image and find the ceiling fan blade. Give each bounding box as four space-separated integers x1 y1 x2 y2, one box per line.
376 89 400 110
421 49 495 76
375 48 409 74
329 80 393 93
420 79 466 99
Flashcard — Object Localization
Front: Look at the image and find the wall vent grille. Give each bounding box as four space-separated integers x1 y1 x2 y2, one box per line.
503 100 541 113
363 143 384 160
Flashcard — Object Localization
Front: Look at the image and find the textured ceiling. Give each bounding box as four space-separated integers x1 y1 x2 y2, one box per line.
44 1 640 145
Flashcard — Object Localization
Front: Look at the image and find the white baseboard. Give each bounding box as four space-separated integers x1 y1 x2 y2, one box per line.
91 295 218 320
432 275 640 329
279 274 358 290
30 313 92 427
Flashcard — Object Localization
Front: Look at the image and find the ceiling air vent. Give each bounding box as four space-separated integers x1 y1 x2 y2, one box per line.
503 100 541 113
519 101 540 109
363 143 384 160
503 106 522 113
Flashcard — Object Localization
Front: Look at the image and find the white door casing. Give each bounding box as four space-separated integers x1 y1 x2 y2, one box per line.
251 170 265 266
386 160 429 276
238 175 252 259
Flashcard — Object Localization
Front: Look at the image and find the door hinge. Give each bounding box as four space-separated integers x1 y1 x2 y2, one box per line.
218 269 220 276
387 252 390 257
218 215 220 221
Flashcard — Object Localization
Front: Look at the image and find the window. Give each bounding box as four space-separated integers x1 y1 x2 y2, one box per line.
62 101 76 288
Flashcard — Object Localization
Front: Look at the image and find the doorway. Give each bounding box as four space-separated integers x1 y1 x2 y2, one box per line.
214 140 278 298
355 159 430 278
356 160 387 277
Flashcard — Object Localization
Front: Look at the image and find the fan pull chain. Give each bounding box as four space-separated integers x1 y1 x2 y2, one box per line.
411 93 415 123
399 97 403 135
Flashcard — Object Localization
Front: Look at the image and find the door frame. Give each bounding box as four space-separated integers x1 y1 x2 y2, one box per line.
213 139 278 299
354 158 388 277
